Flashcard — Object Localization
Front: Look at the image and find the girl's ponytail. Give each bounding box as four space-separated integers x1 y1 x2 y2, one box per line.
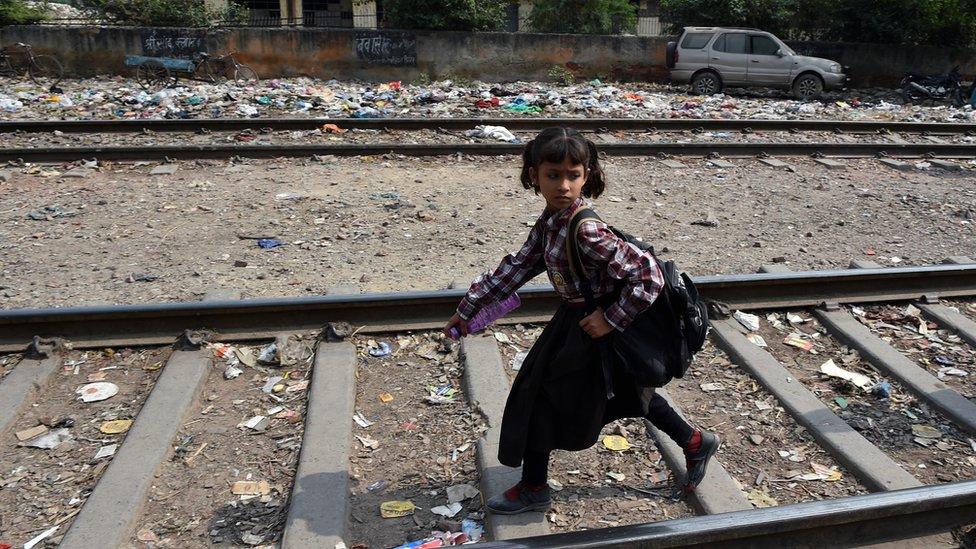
582 139 606 199
520 138 538 192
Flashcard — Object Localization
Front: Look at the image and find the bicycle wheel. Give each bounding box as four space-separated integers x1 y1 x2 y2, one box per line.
231 64 259 86
136 60 172 92
28 55 63 88
200 59 229 85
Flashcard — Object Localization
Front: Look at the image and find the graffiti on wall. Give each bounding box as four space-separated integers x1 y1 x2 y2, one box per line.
354 31 417 66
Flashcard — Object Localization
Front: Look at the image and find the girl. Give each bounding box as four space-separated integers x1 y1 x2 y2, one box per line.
443 127 718 514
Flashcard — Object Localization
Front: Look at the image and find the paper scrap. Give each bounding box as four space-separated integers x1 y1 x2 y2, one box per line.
733 311 760 331
783 333 814 352
94 444 117 460
746 334 768 348
602 435 631 452
820 359 873 391
232 480 271 496
99 419 133 434
380 500 416 518
431 502 463 518
353 412 374 428
700 382 724 392
446 483 480 503
15 425 48 442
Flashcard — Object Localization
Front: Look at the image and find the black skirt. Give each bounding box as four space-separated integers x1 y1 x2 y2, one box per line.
497 301 655 468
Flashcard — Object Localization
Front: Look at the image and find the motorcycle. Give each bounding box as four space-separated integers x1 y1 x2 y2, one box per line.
900 66 967 107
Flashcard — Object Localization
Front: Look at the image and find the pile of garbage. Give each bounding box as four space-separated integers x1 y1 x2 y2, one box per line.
1 76 973 123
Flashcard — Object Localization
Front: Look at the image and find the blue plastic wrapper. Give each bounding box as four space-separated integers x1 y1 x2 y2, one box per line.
872 380 892 398
257 238 282 249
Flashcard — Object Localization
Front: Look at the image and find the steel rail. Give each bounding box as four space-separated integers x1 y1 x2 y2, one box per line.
1 264 973 352
3 142 976 163
478 480 976 548
0 117 973 135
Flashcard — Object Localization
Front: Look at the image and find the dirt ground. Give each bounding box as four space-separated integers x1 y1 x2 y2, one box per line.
347 331 486 548
131 337 312 548
667 341 868 507
751 309 976 485
0 346 169 547
0 155 973 310
857 304 976 400
3 128 975 150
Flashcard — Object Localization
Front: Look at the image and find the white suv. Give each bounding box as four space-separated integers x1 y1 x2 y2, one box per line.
667 27 849 100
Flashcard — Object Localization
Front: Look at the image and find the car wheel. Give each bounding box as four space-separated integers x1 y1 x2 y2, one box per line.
691 72 721 96
793 74 824 100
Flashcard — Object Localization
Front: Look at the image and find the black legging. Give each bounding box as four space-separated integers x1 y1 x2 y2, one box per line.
522 391 693 486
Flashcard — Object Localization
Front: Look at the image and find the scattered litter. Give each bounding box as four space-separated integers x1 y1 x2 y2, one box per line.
21 428 73 450
754 400 774 411
99 419 133 434
431 502 463 518
786 313 809 324
425 385 457 404
379 392 395 403
24 526 59 549
242 415 269 431
747 488 778 508
353 412 374 428
602 434 631 452
94 444 118 460
872 380 892 399
548 479 564 491
262 376 285 393
783 333 814 352
446 483 480 503
15 425 48 442
380 500 416 518
511 351 528 371
834 396 849 410
77 382 119 402
745 334 768 347
257 238 282 249
462 519 484 543
232 480 271 496
733 311 760 331
606 471 626 482
235 347 257 367
368 341 392 357
820 359 873 391
367 479 389 492
224 364 244 379
700 382 724 392
911 424 942 439
464 125 520 143
356 435 380 449
938 367 968 379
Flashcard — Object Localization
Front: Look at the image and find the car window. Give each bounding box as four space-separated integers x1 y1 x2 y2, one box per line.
711 34 725 52
716 33 746 54
680 33 714 49
750 35 779 55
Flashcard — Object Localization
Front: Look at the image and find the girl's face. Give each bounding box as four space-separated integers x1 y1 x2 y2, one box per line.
531 156 588 211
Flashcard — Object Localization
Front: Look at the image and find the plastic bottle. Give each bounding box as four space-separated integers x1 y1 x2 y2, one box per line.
450 293 521 339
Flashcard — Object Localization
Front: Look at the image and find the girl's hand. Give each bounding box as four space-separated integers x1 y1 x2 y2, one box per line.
444 313 470 340
579 308 614 338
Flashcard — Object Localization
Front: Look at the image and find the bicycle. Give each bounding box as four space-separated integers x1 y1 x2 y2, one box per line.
0 42 64 89
125 50 259 92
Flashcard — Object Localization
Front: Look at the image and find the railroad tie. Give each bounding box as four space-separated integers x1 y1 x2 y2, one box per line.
460 336 551 541
644 390 752 514
59 348 211 548
0 348 60 437
823 262 976 434
710 318 920 492
916 257 976 348
282 340 357 549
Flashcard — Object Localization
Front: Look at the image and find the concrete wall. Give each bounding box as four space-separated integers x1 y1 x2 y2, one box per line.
0 25 973 86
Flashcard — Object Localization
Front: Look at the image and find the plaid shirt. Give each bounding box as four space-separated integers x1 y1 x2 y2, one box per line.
457 198 664 331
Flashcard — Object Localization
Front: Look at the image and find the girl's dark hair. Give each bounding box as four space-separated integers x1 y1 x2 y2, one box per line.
520 127 606 199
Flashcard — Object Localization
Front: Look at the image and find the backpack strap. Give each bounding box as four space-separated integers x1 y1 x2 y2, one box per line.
565 207 601 312
564 206 615 399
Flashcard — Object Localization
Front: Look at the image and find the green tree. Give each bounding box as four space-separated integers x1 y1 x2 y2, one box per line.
80 0 241 26
0 0 48 25
529 0 638 34
383 0 510 31
658 0 798 36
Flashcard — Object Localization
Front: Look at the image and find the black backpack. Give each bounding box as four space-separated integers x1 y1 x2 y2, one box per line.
567 208 709 385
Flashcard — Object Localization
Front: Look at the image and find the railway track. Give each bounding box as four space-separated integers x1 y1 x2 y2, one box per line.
1 117 974 135
2 141 975 163
2 260 976 547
